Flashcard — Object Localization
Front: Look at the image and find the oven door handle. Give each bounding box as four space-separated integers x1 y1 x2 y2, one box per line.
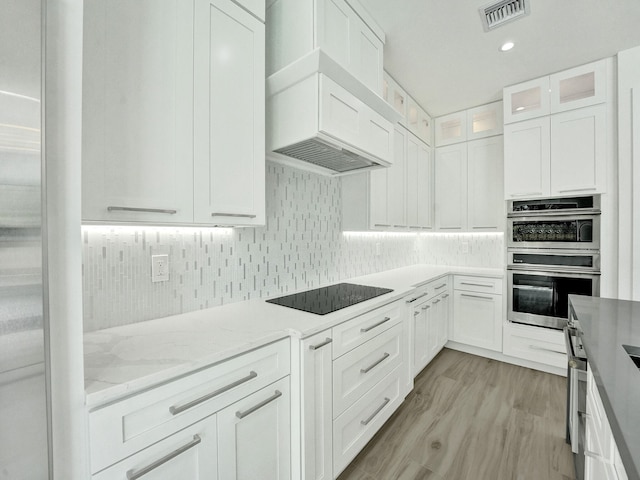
563 326 585 369
508 266 601 277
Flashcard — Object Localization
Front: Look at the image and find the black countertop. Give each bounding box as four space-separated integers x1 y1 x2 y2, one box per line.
569 295 640 480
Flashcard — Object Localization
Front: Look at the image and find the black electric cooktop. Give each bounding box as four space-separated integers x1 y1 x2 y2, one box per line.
266 283 393 315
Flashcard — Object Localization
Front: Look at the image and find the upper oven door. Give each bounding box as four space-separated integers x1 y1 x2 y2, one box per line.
507 214 600 250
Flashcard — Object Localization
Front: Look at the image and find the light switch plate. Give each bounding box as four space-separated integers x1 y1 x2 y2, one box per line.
151 254 169 282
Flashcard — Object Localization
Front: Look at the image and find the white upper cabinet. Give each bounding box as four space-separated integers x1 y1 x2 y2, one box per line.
435 110 467 147
407 97 433 146
82 0 195 224
503 76 551 124
467 137 504 231
549 60 608 113
383 72 408 121
387 126 408 228
504 117 551 199
434 143 468 230
193 0 265 226
267 0 384 95
406 133 433 230
83 0 266 226
466 101 503 140
550 104 607 196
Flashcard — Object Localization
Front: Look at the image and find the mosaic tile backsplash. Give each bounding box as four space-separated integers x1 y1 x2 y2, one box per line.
82 162 504 331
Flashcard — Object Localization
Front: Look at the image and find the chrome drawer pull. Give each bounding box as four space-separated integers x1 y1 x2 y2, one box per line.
510 192 543 197
236 390 282 419
361 352 390 374
361 397 390 426
529 344 565 355
108 206 177 214
309 337 332 350
442 294 449 298
432 299 440 304
557 187 597 193
406 292 429 303
460 293 493 300
434 283 447 290
460 282 493 288
374 224 391 227
414 311 421 316
126 434 201 480
169 371 257 415
211 212 257 218
361 317 391 333
421 305 430 310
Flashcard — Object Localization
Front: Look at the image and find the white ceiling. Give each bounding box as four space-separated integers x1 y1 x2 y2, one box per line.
358 0 640 117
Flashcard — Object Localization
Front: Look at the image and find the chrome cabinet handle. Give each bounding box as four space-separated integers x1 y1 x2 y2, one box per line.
126 435 201 480
442 294 449 298
529 344 565 355
309 337 332 350
211 213 257 218
361 352 390 374
433 299 440 304
414 311 421 316
236 390 282 419
510 192 542 197
169 371 257 415
460 282 493 288
406 292 429 303
361 397 390 426
460 293 493 300
107 206 177 214
434 283 447 290
421 305 430 310
557 187 597 193
361 317 391 333
374 224 391 227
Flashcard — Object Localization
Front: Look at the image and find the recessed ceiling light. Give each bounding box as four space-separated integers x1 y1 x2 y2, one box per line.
500 41 515 52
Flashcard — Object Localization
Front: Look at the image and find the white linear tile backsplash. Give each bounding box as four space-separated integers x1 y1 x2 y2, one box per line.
82 161 503 331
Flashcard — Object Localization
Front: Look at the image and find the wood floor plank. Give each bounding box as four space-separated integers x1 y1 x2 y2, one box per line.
337 348 576 480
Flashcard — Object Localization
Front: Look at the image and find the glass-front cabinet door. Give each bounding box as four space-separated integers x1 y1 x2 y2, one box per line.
503 76 551 124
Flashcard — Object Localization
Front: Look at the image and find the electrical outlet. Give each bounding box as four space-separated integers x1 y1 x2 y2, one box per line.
151 254 169 282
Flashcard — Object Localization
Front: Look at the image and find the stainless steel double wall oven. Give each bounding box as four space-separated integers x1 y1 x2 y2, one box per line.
507 196 601 330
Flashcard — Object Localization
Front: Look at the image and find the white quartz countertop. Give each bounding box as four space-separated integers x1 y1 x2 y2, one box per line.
84 264 503 407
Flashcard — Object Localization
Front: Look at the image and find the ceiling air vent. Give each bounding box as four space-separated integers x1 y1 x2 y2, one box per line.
480 0 530 31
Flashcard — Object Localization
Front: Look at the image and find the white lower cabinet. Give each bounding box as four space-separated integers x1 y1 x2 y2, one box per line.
451 276 503 352
502 322 566 369
92 417 219 480
218 377 291 480
585 368 629 480
88 339 290 478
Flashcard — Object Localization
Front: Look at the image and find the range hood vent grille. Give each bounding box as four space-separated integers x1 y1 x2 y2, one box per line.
274 138 379 174
480 0 530 31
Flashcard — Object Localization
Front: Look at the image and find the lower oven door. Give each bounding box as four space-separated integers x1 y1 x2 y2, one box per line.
508 269 600 330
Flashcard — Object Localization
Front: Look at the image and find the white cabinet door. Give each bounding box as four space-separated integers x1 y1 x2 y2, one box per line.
300 333 333 480
92 417 218 480
435 111 467 146
82 0 194 223
503 76 551 124
351 18 384 95
369 168 389 229
412 302 430 377
436 292 450 349
467 136 504 231
406 133 433 230
435 143 467 230
452 291 502 352
504 117 551 199
550 59 608 113
426 296 441 361
194 0 265 226
550 104 607 196
383 72 408 121
387 126 407 228
218 377 291 480
466 101 503 140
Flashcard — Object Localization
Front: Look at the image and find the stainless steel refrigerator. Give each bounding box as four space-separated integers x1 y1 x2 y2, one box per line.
0 0 51 477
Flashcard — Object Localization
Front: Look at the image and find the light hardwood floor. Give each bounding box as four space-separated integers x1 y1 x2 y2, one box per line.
337 348 575 480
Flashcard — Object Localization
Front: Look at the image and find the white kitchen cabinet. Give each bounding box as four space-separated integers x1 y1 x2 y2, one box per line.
434 143 467 230
408 97 433 145
267 0 384 95
451 276 503 352
92 417 218 480
406 132 433 230
504 117 551 199
218 377 291 480
466 101 503 140
550 104 607 196
82 0 195 224
503 76 551 124
411 298 431 377
502 322 566 370
549 59 608 113
295 332 333 480
467 136 504 231
435 291 450 349
193 0 265 226
383 71 408 122
435 110 467 146
387 126 408 227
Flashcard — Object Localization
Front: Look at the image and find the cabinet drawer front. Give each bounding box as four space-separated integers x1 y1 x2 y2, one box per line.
426 276 450 295
454 275 502 294
333 366 403 477
333 323 402 417
89 339 290 473
332 301 402 358
503 322 566 368
92 416 218 479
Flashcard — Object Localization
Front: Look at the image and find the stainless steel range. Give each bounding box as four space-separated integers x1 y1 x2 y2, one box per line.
507 196 601 330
